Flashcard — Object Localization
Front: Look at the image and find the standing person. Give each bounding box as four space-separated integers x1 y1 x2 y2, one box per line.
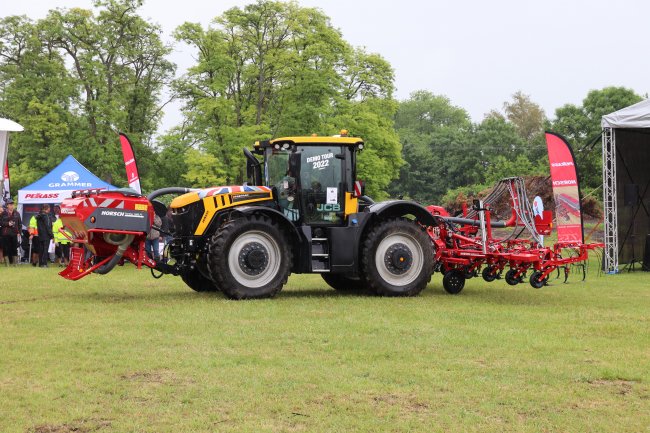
0 203 6 265
34 204 54 268
1 199 22 266
28 214 40 266
145 213 162 262
52 212 71 267
160 209 174 262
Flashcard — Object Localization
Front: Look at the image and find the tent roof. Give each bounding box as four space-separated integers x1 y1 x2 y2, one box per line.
0 118 23 132
21 155 114 191
602 98 650 128
18 155 116 204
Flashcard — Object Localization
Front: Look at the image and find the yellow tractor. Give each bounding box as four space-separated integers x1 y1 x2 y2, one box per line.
59 133 437 299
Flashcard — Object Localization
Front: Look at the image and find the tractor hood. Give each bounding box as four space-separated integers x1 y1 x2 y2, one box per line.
170 185 274 236
170 185 273 209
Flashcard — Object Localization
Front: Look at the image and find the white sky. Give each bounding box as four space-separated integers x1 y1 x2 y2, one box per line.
4 0 650 133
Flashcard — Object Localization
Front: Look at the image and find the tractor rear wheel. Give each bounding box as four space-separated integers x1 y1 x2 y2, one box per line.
321 273 367 292
208 214 291 299
361 218 433 297
181 269 220 292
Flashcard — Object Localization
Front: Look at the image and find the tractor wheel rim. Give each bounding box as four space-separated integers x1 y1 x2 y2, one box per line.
375 233 423 286
229 231 280 288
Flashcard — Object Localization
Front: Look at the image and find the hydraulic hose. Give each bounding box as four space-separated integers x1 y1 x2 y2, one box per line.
147 187 198 202
93 235 134 275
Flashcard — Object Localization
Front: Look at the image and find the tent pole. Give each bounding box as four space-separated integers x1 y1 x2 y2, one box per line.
602 127 618 273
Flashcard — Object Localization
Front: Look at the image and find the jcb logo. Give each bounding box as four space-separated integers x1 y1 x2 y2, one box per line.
317 204 340 212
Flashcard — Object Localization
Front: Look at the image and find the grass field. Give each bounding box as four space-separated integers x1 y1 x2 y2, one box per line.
1 263 648 433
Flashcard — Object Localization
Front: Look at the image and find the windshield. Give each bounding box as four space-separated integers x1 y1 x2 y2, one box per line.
266 149 291 186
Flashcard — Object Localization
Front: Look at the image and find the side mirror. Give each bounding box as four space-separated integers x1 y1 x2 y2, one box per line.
243 148 262 185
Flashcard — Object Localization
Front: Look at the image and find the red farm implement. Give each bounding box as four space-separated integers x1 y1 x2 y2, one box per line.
426 177 604 294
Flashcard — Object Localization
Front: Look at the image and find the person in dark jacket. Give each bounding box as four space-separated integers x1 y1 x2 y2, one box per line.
33 204 54 268
0 199 22 265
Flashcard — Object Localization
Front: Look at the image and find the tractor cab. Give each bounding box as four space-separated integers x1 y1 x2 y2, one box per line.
248 133 365 227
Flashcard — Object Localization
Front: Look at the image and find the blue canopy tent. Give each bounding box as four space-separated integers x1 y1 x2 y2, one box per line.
17 155 116 224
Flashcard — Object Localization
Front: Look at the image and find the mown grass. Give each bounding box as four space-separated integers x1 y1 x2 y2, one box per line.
1 262 648 433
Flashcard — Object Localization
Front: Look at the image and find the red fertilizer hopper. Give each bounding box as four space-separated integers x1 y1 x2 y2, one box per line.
58 189 157 280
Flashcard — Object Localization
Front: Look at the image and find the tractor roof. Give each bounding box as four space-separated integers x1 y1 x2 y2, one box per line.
255 134 364 148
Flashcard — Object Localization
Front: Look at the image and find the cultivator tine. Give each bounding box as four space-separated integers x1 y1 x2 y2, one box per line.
563 266 570 283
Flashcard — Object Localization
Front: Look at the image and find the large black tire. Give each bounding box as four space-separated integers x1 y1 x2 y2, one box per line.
321 273 367 292
361 218 433 297
208 214 291 299
181 269 220 292
443 269 465 294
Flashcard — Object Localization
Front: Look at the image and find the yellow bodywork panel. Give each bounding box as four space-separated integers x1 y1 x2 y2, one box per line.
170 186 274 236
344 192 358 218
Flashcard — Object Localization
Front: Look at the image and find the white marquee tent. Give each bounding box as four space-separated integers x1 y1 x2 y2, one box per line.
601 99 650 272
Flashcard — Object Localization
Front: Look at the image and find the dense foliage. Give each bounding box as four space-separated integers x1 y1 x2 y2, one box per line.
0 0 644 203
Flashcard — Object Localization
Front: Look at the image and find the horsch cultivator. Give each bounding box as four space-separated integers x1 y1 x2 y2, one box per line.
425 177 604 294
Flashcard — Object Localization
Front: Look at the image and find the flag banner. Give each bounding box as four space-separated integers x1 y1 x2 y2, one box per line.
0 131 8 203
3 160 10 204
545 132 584 243
119 133 142 194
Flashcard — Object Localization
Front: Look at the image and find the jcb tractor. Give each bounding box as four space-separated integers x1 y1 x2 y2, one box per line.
59 133 439 299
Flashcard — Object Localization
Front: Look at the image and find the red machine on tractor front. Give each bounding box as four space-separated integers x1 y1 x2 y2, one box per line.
58 189 160 280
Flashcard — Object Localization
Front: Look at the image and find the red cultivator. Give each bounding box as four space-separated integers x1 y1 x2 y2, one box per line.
426 177 604 294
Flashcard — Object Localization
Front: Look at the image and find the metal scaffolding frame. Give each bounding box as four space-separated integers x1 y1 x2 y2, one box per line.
602 127 618 273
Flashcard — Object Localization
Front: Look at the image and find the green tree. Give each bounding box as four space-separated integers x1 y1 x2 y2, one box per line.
0 15 78 190
551 86 643 187
166 0 399 196
502 91 546 142
391 91 473 203
1 1 175 191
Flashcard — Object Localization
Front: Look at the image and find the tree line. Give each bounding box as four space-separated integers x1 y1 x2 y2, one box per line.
0 0 645 203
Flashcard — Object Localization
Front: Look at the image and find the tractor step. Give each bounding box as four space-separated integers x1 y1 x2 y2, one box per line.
310 235 330 272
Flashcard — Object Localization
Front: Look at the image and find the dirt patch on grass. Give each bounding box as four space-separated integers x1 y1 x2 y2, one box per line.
119 369 192 386
370 392 430 413
588 379 637 395
30 418 111 433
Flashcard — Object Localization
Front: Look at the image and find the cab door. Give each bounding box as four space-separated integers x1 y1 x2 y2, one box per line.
297 145 344 225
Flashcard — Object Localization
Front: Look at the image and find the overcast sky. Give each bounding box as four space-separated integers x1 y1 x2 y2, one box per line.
4 0 650 133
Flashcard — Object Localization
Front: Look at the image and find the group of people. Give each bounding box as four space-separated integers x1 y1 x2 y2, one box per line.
0 201 72 268
27 204 72 268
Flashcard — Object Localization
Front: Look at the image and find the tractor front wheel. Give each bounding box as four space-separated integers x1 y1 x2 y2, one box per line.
361 218 433 297
208 215 291 299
